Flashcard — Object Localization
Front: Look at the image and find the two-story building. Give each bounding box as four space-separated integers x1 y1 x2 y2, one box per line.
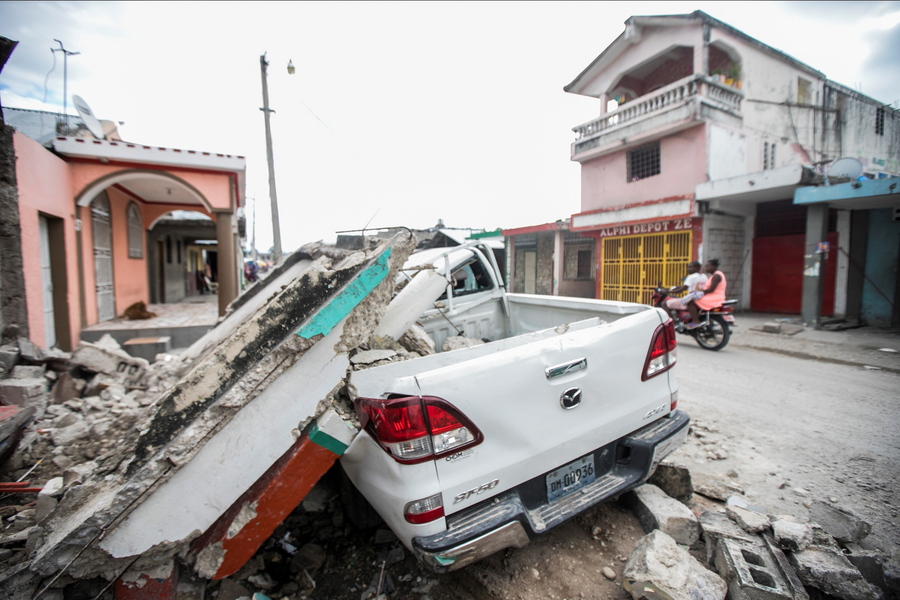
553 10 899 325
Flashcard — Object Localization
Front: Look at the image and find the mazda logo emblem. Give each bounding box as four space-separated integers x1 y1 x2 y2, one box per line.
560 388 582 410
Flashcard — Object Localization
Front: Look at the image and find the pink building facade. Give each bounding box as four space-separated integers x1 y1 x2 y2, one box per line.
6 128 246 350
559 11 899 319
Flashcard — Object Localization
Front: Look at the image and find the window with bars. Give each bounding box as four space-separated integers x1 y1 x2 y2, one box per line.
627 142 661 182
763 142 777 170
564 242 594 281
127 203 143 258
876 107 885 136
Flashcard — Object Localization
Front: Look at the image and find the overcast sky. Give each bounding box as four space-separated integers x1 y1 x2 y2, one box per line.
2 1 899 252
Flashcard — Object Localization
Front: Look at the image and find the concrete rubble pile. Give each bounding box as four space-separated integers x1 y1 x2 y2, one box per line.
623 443 899 600
0 233 428 598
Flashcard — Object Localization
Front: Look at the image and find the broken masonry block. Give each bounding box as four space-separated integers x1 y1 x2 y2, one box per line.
51 372 85 404
771 517 813 553
692 472 744 501
699 509 759 567
0 378 47 407
647 460 693 503
16 338 44 364
808 499 871 545
789 543 884 600
624 529 727 600
726 505 771 534
714 533 808 600
71 341 149 388
843 543 888 592
10 365 45 379
0 346 18 376
629 483 700 546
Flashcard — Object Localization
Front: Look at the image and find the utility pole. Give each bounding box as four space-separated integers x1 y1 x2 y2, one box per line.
52 39 79 132
259 53 282 264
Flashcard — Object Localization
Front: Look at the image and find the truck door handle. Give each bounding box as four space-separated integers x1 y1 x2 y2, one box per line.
545 358 587 380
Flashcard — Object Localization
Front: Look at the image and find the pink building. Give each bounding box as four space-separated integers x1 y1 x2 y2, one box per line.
1 109 246 351
503 11 899 323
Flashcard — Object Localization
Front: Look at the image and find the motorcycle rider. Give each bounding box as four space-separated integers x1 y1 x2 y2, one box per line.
663 261 708 318
685 259 727 329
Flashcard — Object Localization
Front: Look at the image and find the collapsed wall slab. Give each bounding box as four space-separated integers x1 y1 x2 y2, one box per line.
28 233 416 585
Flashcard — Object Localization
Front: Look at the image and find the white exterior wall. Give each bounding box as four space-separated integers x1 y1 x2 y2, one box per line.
708 123 747 180
701 212 747 308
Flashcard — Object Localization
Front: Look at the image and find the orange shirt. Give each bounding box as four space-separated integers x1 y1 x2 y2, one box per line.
695 271 726 310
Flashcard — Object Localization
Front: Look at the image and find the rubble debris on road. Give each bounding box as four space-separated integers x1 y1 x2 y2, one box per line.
623 529 727 600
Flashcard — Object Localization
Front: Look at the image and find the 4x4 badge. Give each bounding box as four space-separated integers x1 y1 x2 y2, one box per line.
560 388 582 410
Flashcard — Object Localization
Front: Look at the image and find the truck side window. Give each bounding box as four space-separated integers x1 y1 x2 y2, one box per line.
440 259 494 300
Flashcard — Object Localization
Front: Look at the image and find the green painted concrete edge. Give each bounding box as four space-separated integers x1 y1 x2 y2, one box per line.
297 247 393 339
307 421 349 456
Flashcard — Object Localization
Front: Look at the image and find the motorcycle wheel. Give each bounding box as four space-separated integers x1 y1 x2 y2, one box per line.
693 315 730 351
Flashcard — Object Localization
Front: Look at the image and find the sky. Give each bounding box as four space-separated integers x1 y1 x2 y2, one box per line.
2 1 899 253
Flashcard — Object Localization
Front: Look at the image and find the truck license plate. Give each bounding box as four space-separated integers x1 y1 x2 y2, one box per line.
546 454 596 502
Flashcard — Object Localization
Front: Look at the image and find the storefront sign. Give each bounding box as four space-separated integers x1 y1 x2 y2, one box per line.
597 218 693 238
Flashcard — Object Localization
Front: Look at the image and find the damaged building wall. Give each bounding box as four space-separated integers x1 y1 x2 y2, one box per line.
0 124 27 340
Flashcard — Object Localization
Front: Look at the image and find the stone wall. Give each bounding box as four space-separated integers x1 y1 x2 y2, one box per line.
0 124 27 338
703 213 747 306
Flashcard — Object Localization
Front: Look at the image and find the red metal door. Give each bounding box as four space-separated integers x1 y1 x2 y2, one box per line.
751 232 837 315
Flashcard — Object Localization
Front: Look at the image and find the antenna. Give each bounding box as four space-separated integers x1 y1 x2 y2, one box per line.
52 40 79 132
72 95 105 139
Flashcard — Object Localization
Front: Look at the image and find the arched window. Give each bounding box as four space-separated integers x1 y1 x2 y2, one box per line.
127 203 143 258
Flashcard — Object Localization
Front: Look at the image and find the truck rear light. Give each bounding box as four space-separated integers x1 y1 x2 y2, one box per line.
404 493 444 524
356 396 483 464
642 319 677 381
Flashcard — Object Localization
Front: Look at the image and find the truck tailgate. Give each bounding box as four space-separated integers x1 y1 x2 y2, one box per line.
416 309 672 516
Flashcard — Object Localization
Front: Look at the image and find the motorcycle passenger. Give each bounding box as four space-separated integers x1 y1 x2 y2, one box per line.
664 261 708 316
685 259 727 329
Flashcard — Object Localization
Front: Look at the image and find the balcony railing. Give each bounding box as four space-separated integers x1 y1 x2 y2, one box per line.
572 74 743 143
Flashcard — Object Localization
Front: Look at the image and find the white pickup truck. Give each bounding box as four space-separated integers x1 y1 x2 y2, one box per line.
340 240 689 572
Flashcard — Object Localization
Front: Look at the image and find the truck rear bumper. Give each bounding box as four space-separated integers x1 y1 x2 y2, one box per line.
412 410 690 572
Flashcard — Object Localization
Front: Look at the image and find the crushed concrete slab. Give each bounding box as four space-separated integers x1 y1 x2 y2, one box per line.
624 529 727 600
808 499 871 545
27 233 416 585
629 483 699 546
442 335 486 352
699 509 759 567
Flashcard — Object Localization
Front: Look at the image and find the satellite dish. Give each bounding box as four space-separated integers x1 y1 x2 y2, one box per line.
72 95 106 140
828 157 863 180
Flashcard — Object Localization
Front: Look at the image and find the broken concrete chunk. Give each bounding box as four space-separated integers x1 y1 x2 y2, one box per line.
350 349 397 365
726 505 771 534
17 338 44 364
71 341 149 385
843 543 889 592
630 483 699 547
442 335 485 352
624 530 727 600
772 517 813 552
647 460 693 503
10 365 45 379
399 323 436 356
692 472 744 501
51 372 85 404
0 378 47 407
808 499 871 545
789 544 884 600
0 347 18 376
49 421 91 446
698 509 758 567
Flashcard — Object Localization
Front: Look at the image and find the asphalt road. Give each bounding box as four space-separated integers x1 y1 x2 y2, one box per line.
672 337 900 553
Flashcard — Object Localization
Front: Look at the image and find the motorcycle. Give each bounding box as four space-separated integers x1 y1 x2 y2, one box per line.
651 284 737 351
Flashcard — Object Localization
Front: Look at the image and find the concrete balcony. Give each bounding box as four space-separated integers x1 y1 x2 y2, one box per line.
571 74 743 162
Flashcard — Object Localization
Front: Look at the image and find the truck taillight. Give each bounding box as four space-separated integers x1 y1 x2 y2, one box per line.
642 319 677 381
356 396 483 464
404 493 444 524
